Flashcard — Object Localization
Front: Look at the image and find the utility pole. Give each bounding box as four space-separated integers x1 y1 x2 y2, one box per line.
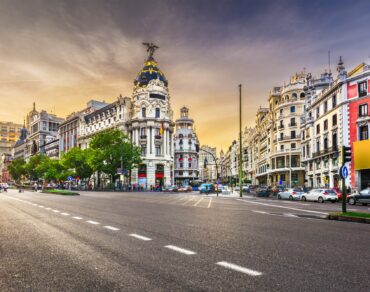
239 84 243 198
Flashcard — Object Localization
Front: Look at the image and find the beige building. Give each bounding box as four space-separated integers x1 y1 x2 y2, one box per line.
0 121 22 156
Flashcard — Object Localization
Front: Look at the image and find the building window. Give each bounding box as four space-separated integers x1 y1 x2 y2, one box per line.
290 106 296 113
358 81 367 97
141 145 146 155
324 137 328 150
332 95 337 108
142 107 146 118
359 104 368 117
316 124 320 134
155 108 160 118
332 133 338 149
280 145 284 150
290 117 296 126
291 131 296 139
316 140 320 152
324 101 328 113
324 120 328 131
359 125 369 140
316 108 320 118
155 146 161 156
280 109 283 116
332 114 337 126
291 143 296 149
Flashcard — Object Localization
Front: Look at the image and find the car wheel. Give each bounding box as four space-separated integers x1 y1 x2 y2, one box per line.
278 195 281 200
302 196 307 202
318 197 324 203
331 200 335 203
348 198 356 205
289 195 293 201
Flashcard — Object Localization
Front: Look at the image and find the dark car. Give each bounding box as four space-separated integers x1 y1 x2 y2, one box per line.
347 188 370 205
256 186 271 197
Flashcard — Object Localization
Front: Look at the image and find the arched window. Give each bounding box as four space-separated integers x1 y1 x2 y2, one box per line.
300 92 305 98
142 107 146 118
285 95 289 101
179 134 184 138
292 93 297 100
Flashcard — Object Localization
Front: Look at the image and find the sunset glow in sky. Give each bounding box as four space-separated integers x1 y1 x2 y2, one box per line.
1 0 370 149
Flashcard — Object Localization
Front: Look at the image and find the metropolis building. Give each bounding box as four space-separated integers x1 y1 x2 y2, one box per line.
78 43 175 188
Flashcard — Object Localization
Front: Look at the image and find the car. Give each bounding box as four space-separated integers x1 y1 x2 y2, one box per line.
301 189 338 203
277 188 304 200
164 185 178 192
178 185 192 192
347 188 370 205
272 186 285 196
199 183 215 194
256 186 271 197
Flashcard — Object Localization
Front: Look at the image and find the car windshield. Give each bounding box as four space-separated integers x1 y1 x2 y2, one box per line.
293 189 301 192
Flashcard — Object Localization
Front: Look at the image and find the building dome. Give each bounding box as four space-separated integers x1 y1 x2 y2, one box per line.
134 59 168 88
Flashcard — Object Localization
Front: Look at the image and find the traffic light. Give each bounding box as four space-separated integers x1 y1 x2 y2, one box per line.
342 145 352 165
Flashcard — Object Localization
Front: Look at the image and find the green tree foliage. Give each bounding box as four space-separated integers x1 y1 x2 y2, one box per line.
8 158 27 182
89 129 142 179
41 158 71 181
61 147 94 180
25 153 49 181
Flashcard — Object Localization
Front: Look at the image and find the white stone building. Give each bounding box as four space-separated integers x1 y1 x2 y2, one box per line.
174 107 199 185
199 145 218 182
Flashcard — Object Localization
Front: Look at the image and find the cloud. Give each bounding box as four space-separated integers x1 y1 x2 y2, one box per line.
0 0 370 150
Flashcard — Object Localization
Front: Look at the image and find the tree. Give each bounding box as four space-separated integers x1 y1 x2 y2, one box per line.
89 129 142 186
61 147 94 180
8 158 27 183
41 158 71 182
25 153 49 181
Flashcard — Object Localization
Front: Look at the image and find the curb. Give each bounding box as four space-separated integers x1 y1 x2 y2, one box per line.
327 214 370 224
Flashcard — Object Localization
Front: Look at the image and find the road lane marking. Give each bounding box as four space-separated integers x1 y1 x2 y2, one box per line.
61 212 70 216
283 213 298 218
194 197 204 206
182 197 194 205
237 199 327 215
52 210 60 213
164 245 196 255
207 198 212 208
73 216 83 220
38 205 45 208
252 210 268 214
86 220 100 225
45 207 51 210
129 233 152 241
216 261 262 276
104 226 120 231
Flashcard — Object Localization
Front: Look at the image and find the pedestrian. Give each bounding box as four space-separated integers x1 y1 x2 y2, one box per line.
34 182 38 192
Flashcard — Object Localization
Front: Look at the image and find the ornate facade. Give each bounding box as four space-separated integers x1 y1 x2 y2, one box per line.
174 107 199 185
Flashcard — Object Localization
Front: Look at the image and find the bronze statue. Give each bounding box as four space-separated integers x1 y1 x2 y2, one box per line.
142 42 159 60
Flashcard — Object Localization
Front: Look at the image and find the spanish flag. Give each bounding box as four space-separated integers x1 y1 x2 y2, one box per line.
160 122 164 136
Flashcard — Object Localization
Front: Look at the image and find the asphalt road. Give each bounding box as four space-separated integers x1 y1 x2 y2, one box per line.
0 189 369 292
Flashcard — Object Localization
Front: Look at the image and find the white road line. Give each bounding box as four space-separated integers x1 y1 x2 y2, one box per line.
207 198 213 208
86 220 100 225
237 199 327 215
52 209 60 213
216 261 262 276
32 204 38 206
61 212 70 216
283 213 298 218
73 216 83 220
45 207 51 210
182 197 194 205
194 197 204 206
164 245 196 255
38 205 45 208
104 226 120 231
129 233 152 241
252 210 268 214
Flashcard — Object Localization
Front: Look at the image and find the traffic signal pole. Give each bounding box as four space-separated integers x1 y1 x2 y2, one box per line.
340 145 351 213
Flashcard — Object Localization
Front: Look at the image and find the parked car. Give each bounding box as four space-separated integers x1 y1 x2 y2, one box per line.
277 188 304 200
199 183 215 194
301 189 338 203
256 186 271 197
347 188 370 205
272 186 285 196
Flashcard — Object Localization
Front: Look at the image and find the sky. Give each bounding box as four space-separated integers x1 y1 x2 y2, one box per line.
1 0 370 151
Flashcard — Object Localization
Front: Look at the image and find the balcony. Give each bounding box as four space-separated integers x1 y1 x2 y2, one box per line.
312 146 339 158
278 125 284 130
278 134 301 141
139 135 147 143
288 122 297 127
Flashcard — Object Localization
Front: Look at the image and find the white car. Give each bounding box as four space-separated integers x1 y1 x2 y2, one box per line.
301 189 338 203
277 188 304 200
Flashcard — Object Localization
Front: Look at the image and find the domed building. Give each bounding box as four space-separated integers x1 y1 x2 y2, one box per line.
128 43 175 188
174 107 199 185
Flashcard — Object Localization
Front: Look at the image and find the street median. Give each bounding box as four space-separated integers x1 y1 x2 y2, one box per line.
42 189 80 196
327 212 370 224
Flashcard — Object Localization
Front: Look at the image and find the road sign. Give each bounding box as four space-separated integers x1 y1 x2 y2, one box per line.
339 166 349 179
67 176 73 181
279 180 283 186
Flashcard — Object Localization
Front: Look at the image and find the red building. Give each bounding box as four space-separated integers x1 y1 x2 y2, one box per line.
346 63 370 190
